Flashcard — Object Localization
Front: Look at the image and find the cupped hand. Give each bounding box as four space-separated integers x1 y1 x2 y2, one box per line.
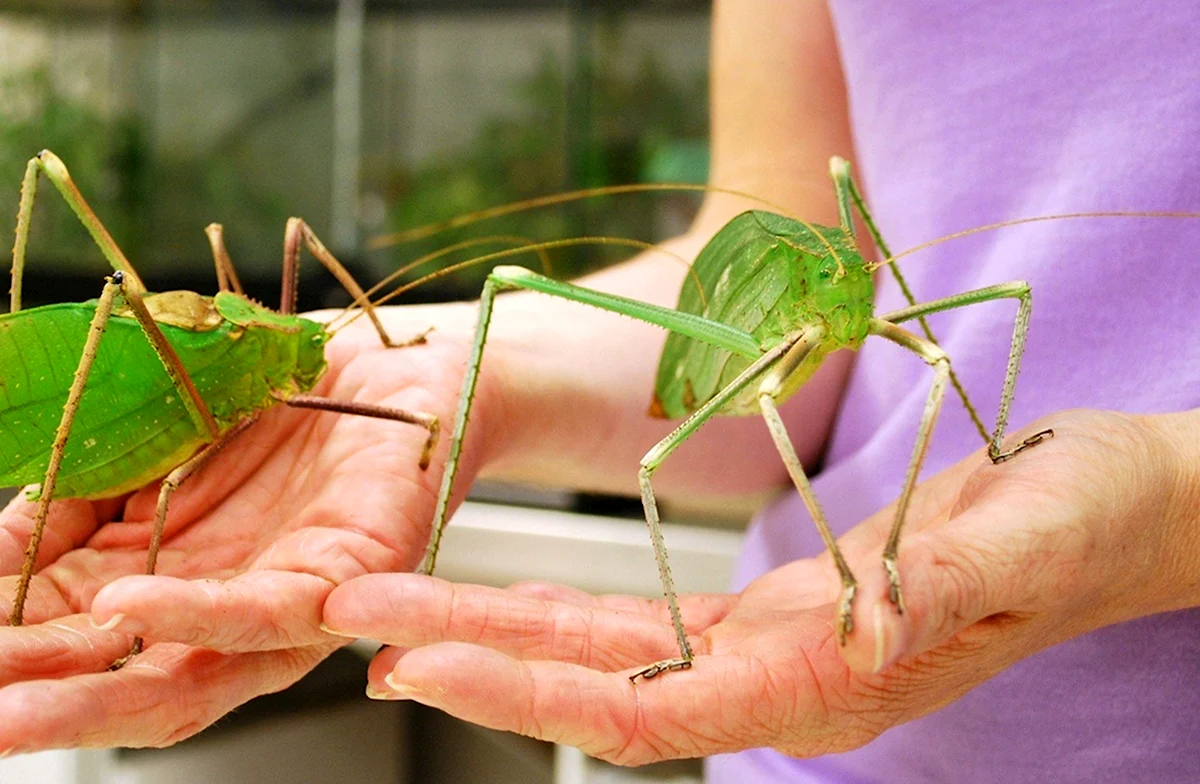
0 309 483 754
322 409 1200 765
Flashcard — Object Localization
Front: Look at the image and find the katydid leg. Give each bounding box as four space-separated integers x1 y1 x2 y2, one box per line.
422 265 772 679
868 319 951 612
754 326 861 642
9 274 124 626
280 218 429 349
9 152 145 313
107 414 262 668
204 223 245 295
880 281 1050 463
633 337 803 679
830 158 993 447
422 265 763 576
284 395 440 470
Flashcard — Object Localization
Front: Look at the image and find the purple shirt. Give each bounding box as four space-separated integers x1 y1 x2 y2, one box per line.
709 2 1200 781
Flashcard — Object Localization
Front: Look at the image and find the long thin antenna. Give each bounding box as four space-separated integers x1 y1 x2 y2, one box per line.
870 211 1200 271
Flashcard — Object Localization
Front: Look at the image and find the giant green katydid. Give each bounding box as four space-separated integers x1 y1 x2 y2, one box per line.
417 156 1058 681
1 150 442 666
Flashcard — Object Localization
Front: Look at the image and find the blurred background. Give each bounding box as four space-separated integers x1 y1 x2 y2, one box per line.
0 0 711 307
0 2 750 783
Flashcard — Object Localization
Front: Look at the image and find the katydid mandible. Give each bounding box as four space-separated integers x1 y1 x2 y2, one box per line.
1 150 441 667
420 156 1052 681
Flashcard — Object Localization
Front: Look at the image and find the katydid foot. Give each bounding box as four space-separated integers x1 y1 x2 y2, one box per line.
876 427 1054 630
989 428 1054 464
836 580 858 644
630 657 693 682
108 638 143 671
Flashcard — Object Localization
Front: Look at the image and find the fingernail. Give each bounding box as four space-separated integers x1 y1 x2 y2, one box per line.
871 604 906 674
319 623 357 639
0 746 28 759
90 613 125 631
366 683 406 701
872 605 887 673
90 613 144 635
383 672 423 700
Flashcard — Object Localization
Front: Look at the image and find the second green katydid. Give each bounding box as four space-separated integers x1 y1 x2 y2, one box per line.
419 156 1052 681
1 150 441 666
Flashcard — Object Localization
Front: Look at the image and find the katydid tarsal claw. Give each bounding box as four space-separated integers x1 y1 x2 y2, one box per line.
1 150 441 667
419 156 1062 682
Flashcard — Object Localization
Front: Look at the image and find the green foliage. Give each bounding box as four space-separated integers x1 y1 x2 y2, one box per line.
0 67 290 283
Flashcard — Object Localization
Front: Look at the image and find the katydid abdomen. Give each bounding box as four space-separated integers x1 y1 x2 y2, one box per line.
0 290 328 499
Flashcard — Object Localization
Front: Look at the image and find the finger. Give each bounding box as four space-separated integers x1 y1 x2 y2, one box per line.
373 642 796 765
0 497 113 574
0 641 333 754
90 571 336 651
839 502 1057 674
324 573 702 671
507 580 735 630
0 614 135 683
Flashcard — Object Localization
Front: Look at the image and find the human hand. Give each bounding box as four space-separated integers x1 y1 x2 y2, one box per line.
321 409 1200 764
0 310 485 754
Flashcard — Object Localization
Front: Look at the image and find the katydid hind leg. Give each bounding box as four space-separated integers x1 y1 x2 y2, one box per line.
9 152 145 300
870 320 951 614
425 268 776 680
879 281 1053 462
9 274 124 627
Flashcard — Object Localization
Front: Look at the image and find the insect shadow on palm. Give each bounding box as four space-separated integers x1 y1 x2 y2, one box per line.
1 150 446 668
395 156 1078 682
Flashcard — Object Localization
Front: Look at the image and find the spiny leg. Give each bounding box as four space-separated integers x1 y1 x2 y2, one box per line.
422 265 773 678
632 338 803 679
204 223 245 295
8 150 220 444
109 415 261 668
284 395 440 470
758 396 859 639
751 326 861 642
829 157 993 447
280 217 429 349
10 274 124 626
421 264 763 578
10 151 145 315
869 320 951 612
880 281 1052 463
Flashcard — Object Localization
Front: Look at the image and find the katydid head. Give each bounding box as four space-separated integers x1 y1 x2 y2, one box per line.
755 212 875 347
806 235 873 347
295 317 331 389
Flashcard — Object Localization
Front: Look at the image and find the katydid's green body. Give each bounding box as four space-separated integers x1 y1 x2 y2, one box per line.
652 211 872 418
423 156 1049 681
4 150 441 661
0 293 328 499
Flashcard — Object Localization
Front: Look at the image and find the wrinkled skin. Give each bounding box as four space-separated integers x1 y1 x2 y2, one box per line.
0 312 476 752
323 410 1200 765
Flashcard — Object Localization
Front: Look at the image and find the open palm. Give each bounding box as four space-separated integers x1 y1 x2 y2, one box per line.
0 314 473 752
323 410 1196 765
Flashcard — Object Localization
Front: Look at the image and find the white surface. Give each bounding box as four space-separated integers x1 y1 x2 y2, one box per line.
435 501 744 596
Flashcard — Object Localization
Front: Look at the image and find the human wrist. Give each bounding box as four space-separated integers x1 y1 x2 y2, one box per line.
1145 408 1200 611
